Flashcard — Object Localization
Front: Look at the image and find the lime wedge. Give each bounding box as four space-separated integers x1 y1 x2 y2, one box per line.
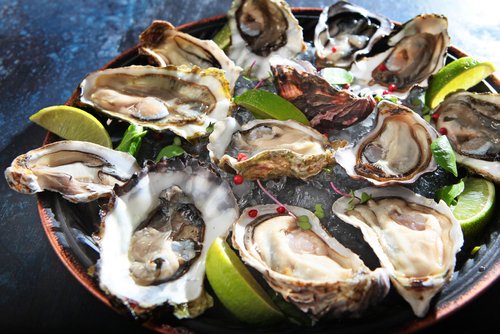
425 57 496 108
212 23 231 50
205 237 284 325
234 89 310 125
29 105 112 148
451 177 496 237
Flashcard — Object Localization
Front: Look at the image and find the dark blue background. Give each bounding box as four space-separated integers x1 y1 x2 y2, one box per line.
0 0 498 332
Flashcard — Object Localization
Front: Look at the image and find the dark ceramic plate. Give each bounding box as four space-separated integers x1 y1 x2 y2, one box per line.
36 8 499 334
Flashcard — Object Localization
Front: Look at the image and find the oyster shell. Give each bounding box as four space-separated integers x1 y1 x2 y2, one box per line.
227 0 306 79
335 101 438 185
434 91 500 183
351 14 450 97
4 140 140 203
207 117 337 180
139 20 242 90
232 204 390 319
270 55 376 130
332 186 464 317
79 65 233 140
98 157 239 317
314 0 393 69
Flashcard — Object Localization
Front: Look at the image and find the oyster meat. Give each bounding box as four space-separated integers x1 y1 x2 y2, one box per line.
335 101 438 185
332 186 464 317
98 158 239 317
434 91 500 183
207 117 337 180
227 0 306 79
314 0 393 69
4 140 140 203
232 204 390 319
79 65 232 139
139 20 242 90
351 14 450 97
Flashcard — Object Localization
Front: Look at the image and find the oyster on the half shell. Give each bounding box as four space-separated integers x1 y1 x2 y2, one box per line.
332 186 464 317
232 204 390 319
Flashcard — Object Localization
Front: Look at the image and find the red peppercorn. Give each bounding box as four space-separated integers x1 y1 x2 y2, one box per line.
439 127 448 135
343 83 350 89
431 113 440 121
388 83 397 92
233 175 244 185
331 46 337 53
237 152 248 161
276 206 286 214
382 90 389 95
378 63 387 71
248 209 258 218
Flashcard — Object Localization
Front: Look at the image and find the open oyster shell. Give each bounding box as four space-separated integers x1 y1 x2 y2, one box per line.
314 0 393 69
207 117 337 180
232 204 390 319
139 20 242 90
227 0 306 79
335 101 438 185
332 186 464 317
4 140 140 203
97 157 239 318
79 65 233 140
434 91 500 183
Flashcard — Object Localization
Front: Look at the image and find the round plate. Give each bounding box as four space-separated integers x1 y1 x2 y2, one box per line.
36 8 499 334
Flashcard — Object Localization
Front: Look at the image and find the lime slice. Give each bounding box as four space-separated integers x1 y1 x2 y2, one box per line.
425 57 496 108
212 23 231 50
451 177 496 237
234 89 310 125
29 105 112 148
205 237 284 325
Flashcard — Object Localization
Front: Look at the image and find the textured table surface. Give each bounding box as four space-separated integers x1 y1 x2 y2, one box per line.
0 0 498 333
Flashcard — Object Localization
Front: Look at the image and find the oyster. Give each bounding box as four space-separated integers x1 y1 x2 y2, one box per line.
227 0 306 79
79 65 232 140
434 91 500 183
207 117 337 180
351 14 450 97
314 0 393 69
139 20 242 90
332 186 464 317
232 204 390 319
335 101 438 185
98 157 239 317
270 55 376 130
4 140 140 203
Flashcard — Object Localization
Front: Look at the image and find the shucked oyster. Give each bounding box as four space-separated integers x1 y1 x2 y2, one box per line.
351 14 450 97
232 204 390 319
434 91 500 183
98 158 239 318
79 65 232 140
227 0 306 79
5 140 140 203
332 187 464 317
314 0 393 69
139 20 242 90
335 101 438 185
207 117 337 180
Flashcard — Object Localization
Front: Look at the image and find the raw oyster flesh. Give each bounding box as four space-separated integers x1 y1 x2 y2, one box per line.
97 157 239 317
4 140 140 203
434 91 500 183
332 186 463 317
207 117 337 180
139 20 242 90
232 204 390 319
79 65 232 139
335 101 438 185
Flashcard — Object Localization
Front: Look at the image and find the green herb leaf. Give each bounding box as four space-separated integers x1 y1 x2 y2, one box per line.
320 67 354 85
322 167 332 174
431 136 458 177
212 23 231 50
173 136 182 146
314 204 325 219
115 124 147 157
155 145 186 162
435 179 465 206
297 215 312 230
471 245 481 256
423 114 431 123
359 192 372 204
